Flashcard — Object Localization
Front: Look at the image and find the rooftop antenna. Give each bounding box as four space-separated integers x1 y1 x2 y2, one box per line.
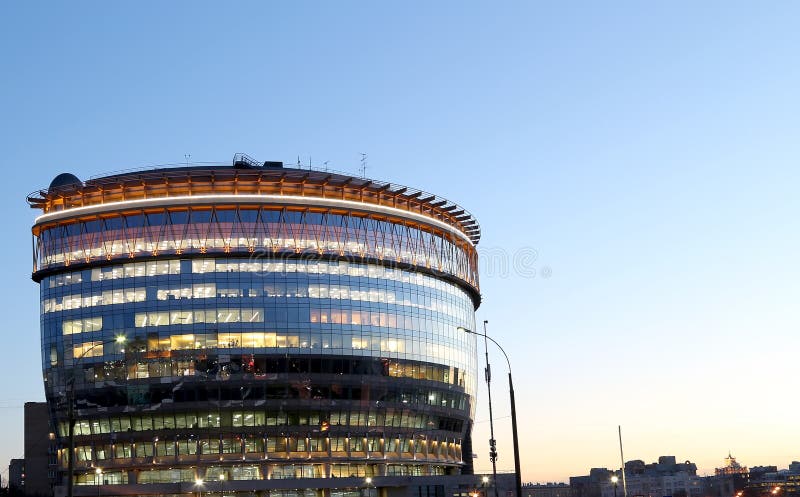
184 154 191 167
359 153 367 177
296 156 302 168
323 161 330 172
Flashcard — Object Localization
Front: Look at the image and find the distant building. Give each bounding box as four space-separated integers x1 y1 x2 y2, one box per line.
9 459 24 493
746 472 800 497
571 468 614 497
717 453 749 477
603 470 703 497
750 467 779 481
451 473 517 497
524 482 570 497
570 456 703 497
706 454 750 497
23 402 55 496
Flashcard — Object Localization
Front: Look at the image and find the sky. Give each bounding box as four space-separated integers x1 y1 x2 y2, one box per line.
1 0 800 484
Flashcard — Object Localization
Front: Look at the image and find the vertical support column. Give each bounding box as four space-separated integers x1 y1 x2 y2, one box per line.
326 434 332 478
381 436 387 477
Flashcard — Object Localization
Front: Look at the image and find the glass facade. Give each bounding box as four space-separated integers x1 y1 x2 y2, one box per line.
31 165 480 495
33 206 479 290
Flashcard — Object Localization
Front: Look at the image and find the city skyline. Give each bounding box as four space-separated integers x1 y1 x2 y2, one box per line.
2 0 800 485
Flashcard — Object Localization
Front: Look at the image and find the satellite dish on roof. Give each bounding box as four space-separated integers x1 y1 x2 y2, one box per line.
48 173 82 191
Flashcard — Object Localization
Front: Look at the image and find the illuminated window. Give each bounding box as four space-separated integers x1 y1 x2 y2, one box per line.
62 317 102 335
72 341 103 359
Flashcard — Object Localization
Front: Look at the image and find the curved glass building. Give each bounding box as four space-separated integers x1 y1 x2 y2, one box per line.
29 156 480 496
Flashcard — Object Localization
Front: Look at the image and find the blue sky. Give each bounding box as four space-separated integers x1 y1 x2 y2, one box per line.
2 1 799 483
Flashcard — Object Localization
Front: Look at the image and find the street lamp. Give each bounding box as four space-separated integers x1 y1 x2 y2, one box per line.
611 475 619 497
460 323 499 497
458 322 522 497
362 476 375 497
95 467 102 497
66 335 126 497
194 477 205 497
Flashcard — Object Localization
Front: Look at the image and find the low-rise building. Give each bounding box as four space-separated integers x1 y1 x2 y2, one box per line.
524 482 570 497
573 455 703 497
8 459 25 493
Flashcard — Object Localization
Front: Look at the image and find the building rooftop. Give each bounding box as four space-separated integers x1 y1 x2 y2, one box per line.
28 153 480 244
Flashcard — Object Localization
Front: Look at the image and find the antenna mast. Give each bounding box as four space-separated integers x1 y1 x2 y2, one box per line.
618 425 628 497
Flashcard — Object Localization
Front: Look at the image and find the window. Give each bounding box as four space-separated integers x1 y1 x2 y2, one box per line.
245 436 264 453
138 468 193 483
155 441 175 456
200 439 219 454
115 443 133 459
72 341 103 359
135 308 264 327
177 440 197 455
192 259 215 273
135 443 154 458
221 438 240 454
62 317 103 335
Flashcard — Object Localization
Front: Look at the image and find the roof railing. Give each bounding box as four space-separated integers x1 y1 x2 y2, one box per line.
232 153 261 169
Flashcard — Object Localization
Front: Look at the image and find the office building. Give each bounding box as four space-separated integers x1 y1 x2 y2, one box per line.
25 402 57 496
28 155 481 496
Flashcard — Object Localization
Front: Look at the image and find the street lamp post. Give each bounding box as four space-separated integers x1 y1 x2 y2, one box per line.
95 467 102 497
481 320 500 497
195 477 204 497
612 475 619 497
66 335 126 497
458 323 522 497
